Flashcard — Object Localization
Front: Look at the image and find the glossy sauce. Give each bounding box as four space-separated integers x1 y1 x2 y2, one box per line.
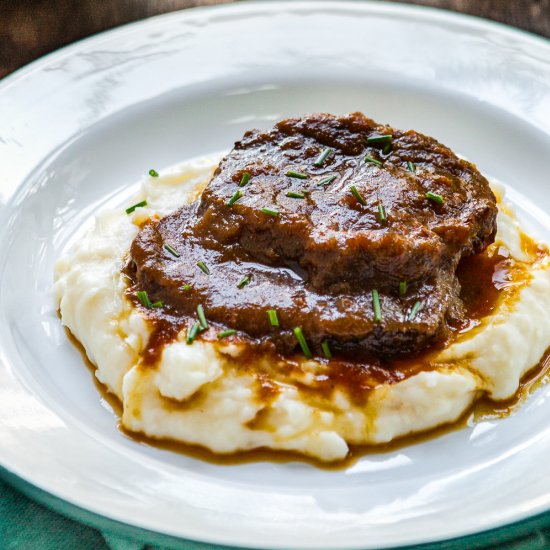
132 244 524 405
68 327 550 470
66 235 550 467
126 113 499 362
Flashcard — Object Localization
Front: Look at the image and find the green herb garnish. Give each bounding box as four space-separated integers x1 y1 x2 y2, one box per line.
408 300 424 321
136 290 153 309
350 185 367 205
186 321 201 345
227 190 243 206
164 243 180 257
197 304 208 330
239 172 251 187
364 155 384 167
286 170 308 179
286 191 305 199
293 327 312 359
152 301 163 308
217 329 237 339
197 261 210 275
181 284 191 291
267 309 279 327
261 207 279 217
399 281 407 296
149 169 159 177
382 142 392 155
321 341 332 360
426 191 444 205
407 161 416 173
125 200 147 214
318 175 336 186
237 275 251 289
366 134 392 145
314 147 333 167
372 289 382 323
377 204 387 222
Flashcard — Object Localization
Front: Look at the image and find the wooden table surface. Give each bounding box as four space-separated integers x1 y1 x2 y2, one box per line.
1 0 548 79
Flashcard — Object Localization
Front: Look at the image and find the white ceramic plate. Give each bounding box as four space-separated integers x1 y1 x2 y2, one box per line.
2 2 550 548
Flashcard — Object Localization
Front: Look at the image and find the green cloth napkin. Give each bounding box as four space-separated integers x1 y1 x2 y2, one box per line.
0 478 153 550
1 478 110 549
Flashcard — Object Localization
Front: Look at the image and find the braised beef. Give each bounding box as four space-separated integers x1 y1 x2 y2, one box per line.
126 113 497 358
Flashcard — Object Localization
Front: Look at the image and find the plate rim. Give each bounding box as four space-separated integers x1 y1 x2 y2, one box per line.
2 0 550 93
1 1 550 549
3 465 550 550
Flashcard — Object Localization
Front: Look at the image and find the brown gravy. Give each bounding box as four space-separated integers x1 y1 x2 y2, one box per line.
66 233 550 469
128 245 524 407
65 201 549 467
69 328 550 470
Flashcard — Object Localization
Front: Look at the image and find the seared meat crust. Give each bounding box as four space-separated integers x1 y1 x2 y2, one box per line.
127 113 497 358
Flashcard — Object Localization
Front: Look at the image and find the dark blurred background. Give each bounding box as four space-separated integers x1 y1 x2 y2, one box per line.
1 0 549 79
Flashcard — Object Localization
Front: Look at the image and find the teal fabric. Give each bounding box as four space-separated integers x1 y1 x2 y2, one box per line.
0 473 227 550
1 479 110 549
0 478 147 550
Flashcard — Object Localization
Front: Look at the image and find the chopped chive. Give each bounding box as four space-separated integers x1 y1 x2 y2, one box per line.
372 289 382 323
125 200 147 214
314 147 333 167
136 290 153 309
237 275 251 289
181 284 191 291
197 261 210 275
267 309 279 327
286 170 308 179
239 172 251 187
426 191 444 205
382 142 392 155
149 169 159 177
152 300 164 308
186 321 201 345
399 281 407 296
321 341 332 360
197 304 208 330
364 155 384 167
366 134 392 145
407 161 416 173
293 327 312 359
227 190 243 206
350 185 366 205
261 207 279 217
164 243 180 257
408 300 424 321
217 329 237 339
286 191 305 199
377 203 387 222
318 175 336 186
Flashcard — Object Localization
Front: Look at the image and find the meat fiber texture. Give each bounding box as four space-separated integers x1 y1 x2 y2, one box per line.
128 113 497 357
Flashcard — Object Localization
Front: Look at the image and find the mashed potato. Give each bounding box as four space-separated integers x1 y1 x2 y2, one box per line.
54 155 550 462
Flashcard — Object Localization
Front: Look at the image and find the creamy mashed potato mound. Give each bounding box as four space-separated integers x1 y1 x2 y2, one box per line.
54 155 550 462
